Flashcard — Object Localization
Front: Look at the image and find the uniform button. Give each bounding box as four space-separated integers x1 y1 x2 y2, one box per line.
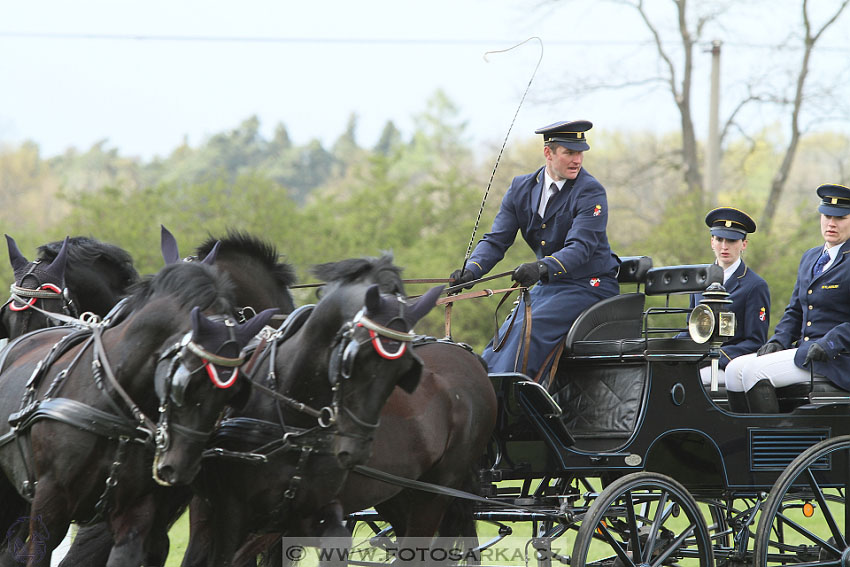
807 321 812 326
541 240 546 246
804 337 810 341
542 223 547 228
808 305 813 310
808 289 813 294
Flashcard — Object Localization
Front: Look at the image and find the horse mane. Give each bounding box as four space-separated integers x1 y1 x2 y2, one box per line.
311 254 404 295
38 236 140 286
123 262 235 315
196 231 297 289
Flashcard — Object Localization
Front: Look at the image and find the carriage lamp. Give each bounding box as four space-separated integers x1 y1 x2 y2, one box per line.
688 283 734 392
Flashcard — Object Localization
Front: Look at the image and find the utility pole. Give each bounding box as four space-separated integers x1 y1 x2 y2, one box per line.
705 40 722 207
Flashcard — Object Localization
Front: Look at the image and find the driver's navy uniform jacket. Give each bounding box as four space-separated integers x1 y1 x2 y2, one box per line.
771 240 850 390
465 166 620 379
688 262 770 369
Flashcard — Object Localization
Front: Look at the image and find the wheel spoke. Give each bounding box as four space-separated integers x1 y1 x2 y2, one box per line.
624 490 643 563
771 509 841 556
649 525 695 567
803 466 847 548
595 517 636 567
642 490 668 564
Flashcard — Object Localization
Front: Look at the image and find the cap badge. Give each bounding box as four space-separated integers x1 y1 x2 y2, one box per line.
589 278 601 287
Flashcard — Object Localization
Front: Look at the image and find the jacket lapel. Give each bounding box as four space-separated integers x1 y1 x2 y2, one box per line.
531 169 545 219
725 262 746 294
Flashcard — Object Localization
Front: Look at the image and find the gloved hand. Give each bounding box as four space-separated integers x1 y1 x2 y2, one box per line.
512 261 547 288
756 341 783 356
448 269 476 290
803 342 829 366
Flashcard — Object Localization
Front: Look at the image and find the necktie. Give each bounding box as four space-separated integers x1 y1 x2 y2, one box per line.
813 250 829 276
540 182 558 217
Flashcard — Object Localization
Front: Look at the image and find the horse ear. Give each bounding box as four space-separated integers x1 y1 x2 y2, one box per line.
201 241 221 265
364 285 382 314
5 234 30 274
190 306 208 336
161 225 180 265
235 308 278 343
406 285 445 325
43 237 70 286
396 350 424 394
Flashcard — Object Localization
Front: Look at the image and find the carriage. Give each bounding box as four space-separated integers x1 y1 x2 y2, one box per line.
347 256 850 567
2 235 848 567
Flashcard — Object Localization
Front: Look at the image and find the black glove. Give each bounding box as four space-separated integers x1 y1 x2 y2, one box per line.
804 342 829 366
449 269 475 290
756 341 783 356
512 261 547 288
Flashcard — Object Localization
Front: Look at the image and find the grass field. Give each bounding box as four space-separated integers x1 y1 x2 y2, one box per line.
141 480 841 566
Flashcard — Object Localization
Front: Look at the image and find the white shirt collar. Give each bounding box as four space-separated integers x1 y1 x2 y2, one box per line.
544 173 566 191
721 258 741 284
819 243 840 272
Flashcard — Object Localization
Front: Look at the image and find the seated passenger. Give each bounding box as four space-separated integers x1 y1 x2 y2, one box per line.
725 184 850 413
691 207 770 388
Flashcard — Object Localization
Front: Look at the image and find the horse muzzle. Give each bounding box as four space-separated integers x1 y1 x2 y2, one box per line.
332 434 374 469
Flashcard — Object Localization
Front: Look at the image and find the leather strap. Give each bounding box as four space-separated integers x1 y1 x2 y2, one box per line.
534 340 566 389
492 286 533 376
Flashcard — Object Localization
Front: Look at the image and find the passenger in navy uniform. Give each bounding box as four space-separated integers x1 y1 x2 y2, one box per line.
725 183 850 413
449 120 620 379
691 208 770 387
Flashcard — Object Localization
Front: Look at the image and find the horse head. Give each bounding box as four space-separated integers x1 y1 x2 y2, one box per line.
324 282 444 468
1 235 73 339
195 230 298 318
152 306 277 485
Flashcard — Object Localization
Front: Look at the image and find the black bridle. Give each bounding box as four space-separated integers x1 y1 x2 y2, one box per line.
2 260 78 327
208 298 417 464
152 319 246 485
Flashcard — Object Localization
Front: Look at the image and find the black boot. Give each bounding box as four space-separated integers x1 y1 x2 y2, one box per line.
746 379 780 413
727 390 749 413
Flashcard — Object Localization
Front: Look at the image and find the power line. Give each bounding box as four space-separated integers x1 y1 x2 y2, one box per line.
1 31 848 54
1 30 848 52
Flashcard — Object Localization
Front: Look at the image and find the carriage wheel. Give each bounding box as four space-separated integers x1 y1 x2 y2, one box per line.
753 435 850 567
571 472 713 567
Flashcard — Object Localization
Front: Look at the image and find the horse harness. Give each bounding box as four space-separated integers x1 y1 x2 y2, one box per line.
0 311 242 520
203 301 416 504
2 259 79 325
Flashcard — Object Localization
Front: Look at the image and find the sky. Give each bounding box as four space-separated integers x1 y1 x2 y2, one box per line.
1 1 848 160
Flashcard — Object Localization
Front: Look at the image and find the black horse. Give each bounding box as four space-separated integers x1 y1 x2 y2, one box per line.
0 258 276 567
57 229 301 567
226 265 499 566
1 235 139 340
193 230 297 319
181 256 444 566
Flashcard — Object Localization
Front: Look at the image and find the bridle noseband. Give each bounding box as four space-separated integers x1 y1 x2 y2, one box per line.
4 261 78 325
152 320 246 485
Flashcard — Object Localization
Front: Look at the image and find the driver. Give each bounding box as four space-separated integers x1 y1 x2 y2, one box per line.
448 120 620 381
725 183 850 412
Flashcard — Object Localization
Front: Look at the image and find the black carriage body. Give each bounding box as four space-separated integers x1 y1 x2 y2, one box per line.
487 258 850 497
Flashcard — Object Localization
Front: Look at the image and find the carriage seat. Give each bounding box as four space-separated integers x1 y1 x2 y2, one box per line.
556 263 722 447
562 256 651 357
564 262 723 356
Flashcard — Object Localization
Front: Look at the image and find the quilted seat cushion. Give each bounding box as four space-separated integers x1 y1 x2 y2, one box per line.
554 365 645 439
